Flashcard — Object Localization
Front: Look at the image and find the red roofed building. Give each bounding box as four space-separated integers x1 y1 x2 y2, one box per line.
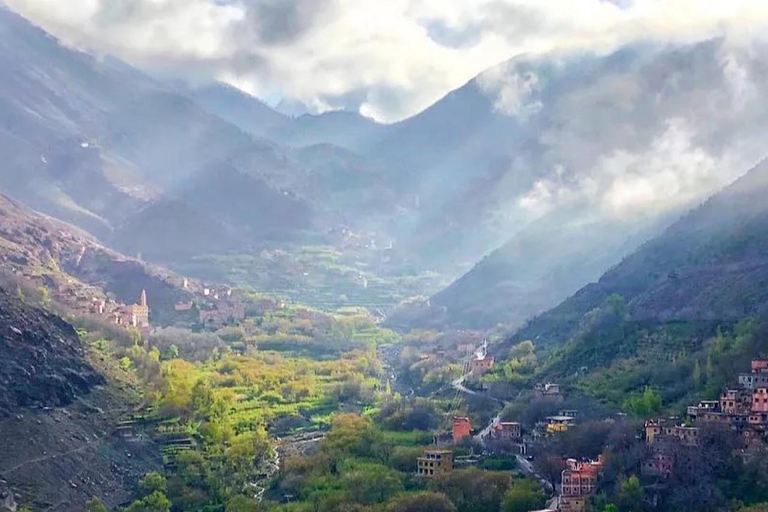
561 457 603 498
453 417 472 444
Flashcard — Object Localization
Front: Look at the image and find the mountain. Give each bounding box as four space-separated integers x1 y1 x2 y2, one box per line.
387 37 768 328
186 82 388 153
0 8 322 259
513 159 768 348
270 111 388 153
0 275 161 512
390 207 674 330
499 160 768 407
0 192 195 324
181 82 288 139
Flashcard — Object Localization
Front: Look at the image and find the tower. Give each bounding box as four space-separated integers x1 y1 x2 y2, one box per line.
140 289 147 307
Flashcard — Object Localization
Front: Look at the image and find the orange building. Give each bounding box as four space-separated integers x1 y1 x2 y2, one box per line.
561 457 603 497
121 289 149 329
752 360 768 373
559 496 587 512
721 390 752 415
453 417 472 444
753 388 768 413
470 355 494 375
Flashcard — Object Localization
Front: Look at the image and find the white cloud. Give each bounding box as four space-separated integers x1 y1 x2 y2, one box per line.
3 0 768 121
518 119 755 219
476 64 543 119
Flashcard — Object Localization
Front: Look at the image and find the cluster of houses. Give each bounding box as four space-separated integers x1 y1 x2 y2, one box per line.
647 359 768 445
642 359 768 479
90 289 150 333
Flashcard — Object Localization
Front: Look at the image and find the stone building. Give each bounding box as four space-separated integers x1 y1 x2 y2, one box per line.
417 450 453 477
492 421 522 441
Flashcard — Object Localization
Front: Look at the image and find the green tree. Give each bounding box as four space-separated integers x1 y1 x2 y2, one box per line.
86 497 109 512
345 464 404 504
37 286 50 307
603 505 619 512
125 491 171 512
138 472 167 496
693 359 702 388
430 468 511 512
622 387 662 418
617 475 644 512
501 480 546 512
164 344 180 360
385 491 456 512
225 494 258 512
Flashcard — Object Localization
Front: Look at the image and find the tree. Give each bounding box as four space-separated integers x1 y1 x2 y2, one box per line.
125 491 171 512
37 286 50 307
385 492 456 512
138 472 167 496
164 344 180 360
345 464 404 504
225 494 259 512
693 359 702 388
501 480 546 512
617 475 644 512
86 497 109 512
622 387 662 418
430 469 511 512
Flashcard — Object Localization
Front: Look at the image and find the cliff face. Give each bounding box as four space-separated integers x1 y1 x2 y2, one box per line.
0 286 103 414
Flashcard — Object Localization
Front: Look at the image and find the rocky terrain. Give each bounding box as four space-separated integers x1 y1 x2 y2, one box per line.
0 278 160 511
0 192 195 324
0 286 102 413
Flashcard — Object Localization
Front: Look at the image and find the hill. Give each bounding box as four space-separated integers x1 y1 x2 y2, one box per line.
505 160 768 407
0 192 194 324
397 208 671 330
0 8 321 258
0 285 102 413
394 38 768 325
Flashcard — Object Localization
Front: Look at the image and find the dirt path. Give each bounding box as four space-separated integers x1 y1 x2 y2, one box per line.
0 437 102 477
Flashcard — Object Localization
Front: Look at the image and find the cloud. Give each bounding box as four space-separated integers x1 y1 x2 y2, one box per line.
3 0 768 121
485 38 768 230
519 118 757 220
476 63 543 119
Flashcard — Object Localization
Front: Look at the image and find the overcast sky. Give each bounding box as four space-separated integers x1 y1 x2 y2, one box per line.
4 0 768 122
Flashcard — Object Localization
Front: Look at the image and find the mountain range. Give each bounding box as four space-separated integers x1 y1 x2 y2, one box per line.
2 5 768 328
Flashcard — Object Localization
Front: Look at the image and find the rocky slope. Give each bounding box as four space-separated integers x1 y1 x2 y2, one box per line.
0 312 160 511
0 192 193 324
0 286 102 413
0 7 326 261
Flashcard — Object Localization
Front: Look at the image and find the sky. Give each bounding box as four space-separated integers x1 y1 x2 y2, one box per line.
4 0 768 122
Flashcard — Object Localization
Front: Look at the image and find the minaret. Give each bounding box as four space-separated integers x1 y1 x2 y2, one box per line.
140 289 147 307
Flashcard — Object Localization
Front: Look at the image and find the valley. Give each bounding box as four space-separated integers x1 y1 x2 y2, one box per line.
2 4 768 512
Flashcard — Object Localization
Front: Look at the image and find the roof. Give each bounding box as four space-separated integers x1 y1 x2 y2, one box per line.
547 416 575 422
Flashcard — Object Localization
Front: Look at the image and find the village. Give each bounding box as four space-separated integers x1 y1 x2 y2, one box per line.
408 347 768 512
